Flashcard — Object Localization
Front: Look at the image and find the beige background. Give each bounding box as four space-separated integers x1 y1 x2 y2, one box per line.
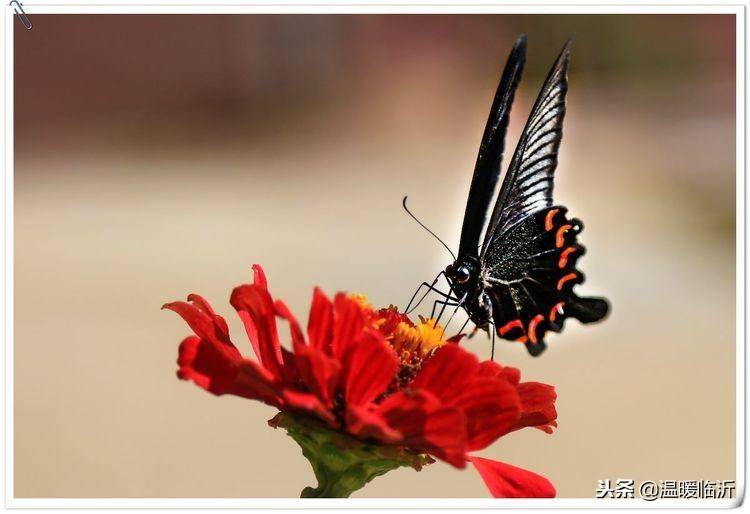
14 14 736 498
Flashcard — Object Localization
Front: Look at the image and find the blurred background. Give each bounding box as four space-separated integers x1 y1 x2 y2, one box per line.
14 14 736 498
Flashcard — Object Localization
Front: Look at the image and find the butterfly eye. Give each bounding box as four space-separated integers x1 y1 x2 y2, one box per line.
455 266 471 284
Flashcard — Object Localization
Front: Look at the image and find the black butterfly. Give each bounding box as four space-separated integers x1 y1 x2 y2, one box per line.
405 35 609 357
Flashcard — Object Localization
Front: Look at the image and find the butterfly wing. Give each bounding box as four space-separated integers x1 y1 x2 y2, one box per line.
457 35 527 258
478 39 609 355
481 39 570 252
484 207 609 355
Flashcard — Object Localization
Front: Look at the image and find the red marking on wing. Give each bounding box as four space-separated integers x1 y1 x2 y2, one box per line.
516 336 528 343
528 314 544 344
558 247 577 268
499 319 523 336
544 209 560 231
555 224 572 248
549 302 565 322
557 273 577 290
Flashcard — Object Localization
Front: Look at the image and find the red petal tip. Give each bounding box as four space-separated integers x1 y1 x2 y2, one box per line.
468 456 556 498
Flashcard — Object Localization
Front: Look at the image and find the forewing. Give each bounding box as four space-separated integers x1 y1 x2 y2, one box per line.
457 35 527 258
481 39 571 256
484 207 609 356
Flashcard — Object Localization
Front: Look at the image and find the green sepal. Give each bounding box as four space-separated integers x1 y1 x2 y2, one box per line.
269 412 433 498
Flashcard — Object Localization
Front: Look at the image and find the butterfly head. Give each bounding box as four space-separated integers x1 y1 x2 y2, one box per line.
446 263 470 284
445 257 493 329
445 257 481 289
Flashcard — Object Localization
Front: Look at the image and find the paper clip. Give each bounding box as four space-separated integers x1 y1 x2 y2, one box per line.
10 0 32 30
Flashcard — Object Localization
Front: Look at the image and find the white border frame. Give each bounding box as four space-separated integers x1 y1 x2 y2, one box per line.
1 1 744 510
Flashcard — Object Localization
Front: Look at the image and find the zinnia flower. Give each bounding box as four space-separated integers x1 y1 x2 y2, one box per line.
163 265 558 498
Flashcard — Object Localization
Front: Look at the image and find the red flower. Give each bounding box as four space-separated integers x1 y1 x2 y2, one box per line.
164 265 557 498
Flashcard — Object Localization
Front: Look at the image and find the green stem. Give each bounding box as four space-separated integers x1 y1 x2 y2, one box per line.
269 413 433 498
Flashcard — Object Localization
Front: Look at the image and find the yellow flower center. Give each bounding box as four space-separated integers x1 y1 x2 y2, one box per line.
391 317 447 362
348 293 373 311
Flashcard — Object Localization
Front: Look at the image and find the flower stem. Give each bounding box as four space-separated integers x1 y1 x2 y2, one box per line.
269 413 433 498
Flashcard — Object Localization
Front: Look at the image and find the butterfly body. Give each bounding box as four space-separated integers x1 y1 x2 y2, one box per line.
435 35 609 356
444 260 492 328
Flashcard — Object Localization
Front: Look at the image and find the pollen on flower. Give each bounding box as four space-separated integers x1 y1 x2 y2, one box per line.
378 315 453 390
391 317 447 361
348 293 372 311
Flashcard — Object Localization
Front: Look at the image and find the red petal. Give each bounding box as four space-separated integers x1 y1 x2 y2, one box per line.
516 382 558 434
234 359 284 406
177 336 282 406
476 360 502 378
331 293 365 358
377 390 467 468
294 345 341 408
446 333 464 344
230 284 284 379
343 331 398 407
477 361 521 386
236 310 261 362
185 293 230 338
411 344 478 404
346 405 402 443
274 299 306 352
177 336 216 390
453 378 521 451
163 298 236 354
502 366 521 386
281 389 338 427
308 287 334 353
468 456 556 498
252 263 268 290
278 346 300 388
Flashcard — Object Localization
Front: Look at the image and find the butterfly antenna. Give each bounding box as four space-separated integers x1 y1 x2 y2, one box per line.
402 196 457 260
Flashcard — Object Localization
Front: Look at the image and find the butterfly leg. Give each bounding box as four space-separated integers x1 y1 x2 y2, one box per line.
491 325 496 361
405 272 458 314
405 271 444 313
405 281 432 314
486 300 496 361
442 292 468 334
457 317 472 336
430 298 460 326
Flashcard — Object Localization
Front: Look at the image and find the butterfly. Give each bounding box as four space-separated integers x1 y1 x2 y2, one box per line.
404 35 609 357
